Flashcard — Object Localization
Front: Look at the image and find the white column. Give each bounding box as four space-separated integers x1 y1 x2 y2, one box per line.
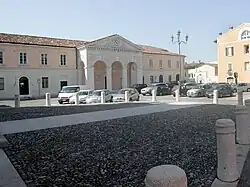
45 93 51 106
152 89 156 102
237 91 243 105
124 91 129 102
101 91 105 104
75 92 79 105
145 165 187 187
106 66 112 90
14 94 20 108
122 68 128 88
215 119 239 183
235 106 250 144
175 90 180 102
213 90 218 104
137 67 143 84
85 66 95 89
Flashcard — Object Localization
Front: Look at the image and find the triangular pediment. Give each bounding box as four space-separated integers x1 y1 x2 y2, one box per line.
84 34 143 51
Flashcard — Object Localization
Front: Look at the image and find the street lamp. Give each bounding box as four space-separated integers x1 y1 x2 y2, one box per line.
171 30 188 84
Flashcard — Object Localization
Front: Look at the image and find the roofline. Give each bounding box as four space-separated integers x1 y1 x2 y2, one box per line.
217 23 249 39
143 51 186 57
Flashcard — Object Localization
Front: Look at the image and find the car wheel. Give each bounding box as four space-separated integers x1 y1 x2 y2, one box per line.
219 93 223 98
198 92 201 97
136 96 140 101
247 88 250 92
129 97 132 101
58 101 63 104
159 92 163 96
110 96 113 102
233 89 237 93
142 94 146 96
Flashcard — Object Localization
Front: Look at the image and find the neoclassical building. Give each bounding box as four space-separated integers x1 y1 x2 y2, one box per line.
0 33 185 99
215 23 250 83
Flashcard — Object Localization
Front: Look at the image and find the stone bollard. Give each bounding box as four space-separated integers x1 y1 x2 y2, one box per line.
14 94 20 108
175 89 180 102
75 92 79 105
152 89 156 102
237 91 243 106
213 90 218 104
244 99 250 107
45 93 51 106
101 91 105 104
145 165 187 187
125 91 129 102
214 119 239 184
235 106 250 145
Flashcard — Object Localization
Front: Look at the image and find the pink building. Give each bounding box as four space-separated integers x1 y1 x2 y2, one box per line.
0 33 185 99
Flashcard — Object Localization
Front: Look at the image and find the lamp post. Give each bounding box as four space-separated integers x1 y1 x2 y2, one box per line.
171 30 188 86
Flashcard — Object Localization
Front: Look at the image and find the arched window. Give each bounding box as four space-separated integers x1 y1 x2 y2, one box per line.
241 30 250 40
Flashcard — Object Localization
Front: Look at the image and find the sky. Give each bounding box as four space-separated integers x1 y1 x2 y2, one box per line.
2 0 250 62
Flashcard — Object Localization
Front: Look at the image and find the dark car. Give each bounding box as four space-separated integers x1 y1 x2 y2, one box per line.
132 84 147 94
206 84 233 98
172 83 197 97
141 83 171 96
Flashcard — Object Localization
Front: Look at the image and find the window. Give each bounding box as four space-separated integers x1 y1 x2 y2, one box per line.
0 51 3 64
0 78 4 90
225 47 234 56
150 75 154 83
245 62 250 71
215 67 218 76
168 60 171 68
149 59 153 67
60 55 67 66
19 52 27 64
228 63 232 71
241 30 250 40
176 61 180 68
159 60 162 69
41 54 48 65
42 77 49 88
244 45 249 54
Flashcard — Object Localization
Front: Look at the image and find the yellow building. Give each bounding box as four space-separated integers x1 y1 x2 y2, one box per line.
216 23 250 83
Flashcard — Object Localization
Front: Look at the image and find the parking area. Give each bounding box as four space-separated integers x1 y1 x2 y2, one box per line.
1 92 250 107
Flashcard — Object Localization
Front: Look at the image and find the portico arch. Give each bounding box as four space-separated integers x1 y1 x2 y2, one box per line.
94 61 106 89
111 61 123 90
127 62 137 87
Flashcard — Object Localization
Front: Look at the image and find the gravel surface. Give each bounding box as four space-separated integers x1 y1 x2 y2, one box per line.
4 105 235 187
0 102 150 122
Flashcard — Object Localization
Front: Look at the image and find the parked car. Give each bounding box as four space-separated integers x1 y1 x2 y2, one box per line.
206 84 233 98
131 84 147 94
57 85 89 104
230 83 237 93
112 88 140 102
172 83 197 97
237 83 250 92
187 84 213 97
141 83 171 96
69 89 93 104
86 89 113 104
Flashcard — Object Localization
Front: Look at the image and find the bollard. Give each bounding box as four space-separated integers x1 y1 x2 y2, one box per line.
215 119 239 183
151 89 156 102
237 91 243 106
14 94 20 108
45 93 51 106
235 106 250 145
213 90 218 104
101 91 105 104
145 165 187 187
75 92 79 105
125 91 129 102
244 99 250 107
175 89 180 102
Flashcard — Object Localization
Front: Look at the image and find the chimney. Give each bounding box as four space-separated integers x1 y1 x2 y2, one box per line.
229 26 234 30
219 32 222 35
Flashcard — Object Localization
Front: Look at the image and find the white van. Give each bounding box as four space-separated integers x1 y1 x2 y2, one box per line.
57 85 89 104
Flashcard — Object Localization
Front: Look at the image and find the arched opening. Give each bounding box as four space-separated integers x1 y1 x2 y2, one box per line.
111 61 123 90
19 76 29 95
127 62 137 87
159 75 163 83
176 74 180 82
227 77 234 84
94 61 106 89
197 74 203 83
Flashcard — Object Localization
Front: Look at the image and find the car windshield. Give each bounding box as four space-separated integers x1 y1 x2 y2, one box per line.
92 91 102 96
192 85 203 89
185 84 197 89
79 91 89 96
60 87 79 93
118 89 129 94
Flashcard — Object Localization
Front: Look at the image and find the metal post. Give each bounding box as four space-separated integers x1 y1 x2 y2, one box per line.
213 90 218 104
237 91 243 106
151 89 156 102
14 94 20 108
145 165 187 187
75 92 79 105
214 119 239 184
175 89 180 102
101 91 105 104
45 93 51 106
235 106 250 144
124 91 129 102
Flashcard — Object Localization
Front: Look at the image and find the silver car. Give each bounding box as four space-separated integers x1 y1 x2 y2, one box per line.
86 89 113 104
187 84 212 97
113 88 140 102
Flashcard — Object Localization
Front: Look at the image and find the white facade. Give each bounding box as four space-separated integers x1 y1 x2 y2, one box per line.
186 62 218 83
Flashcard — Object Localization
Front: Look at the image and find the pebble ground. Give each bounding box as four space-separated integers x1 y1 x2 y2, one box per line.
4 104 235 187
